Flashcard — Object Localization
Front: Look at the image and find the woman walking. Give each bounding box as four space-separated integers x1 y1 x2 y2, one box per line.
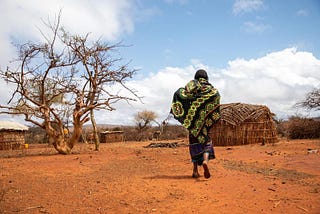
170 69 220 178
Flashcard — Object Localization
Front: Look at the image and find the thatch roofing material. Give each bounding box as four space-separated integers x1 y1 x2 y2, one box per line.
0 121 29 131
210 103 277 146
219 103 273 126
100 130 124 134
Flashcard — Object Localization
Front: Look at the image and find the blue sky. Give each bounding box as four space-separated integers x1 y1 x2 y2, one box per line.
0 0 319 125
122 0 320 73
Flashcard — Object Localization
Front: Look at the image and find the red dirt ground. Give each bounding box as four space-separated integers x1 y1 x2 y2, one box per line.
0 139 319 213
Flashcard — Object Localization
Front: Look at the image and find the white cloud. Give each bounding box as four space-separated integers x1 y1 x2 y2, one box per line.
232 0 264 15
0 1 319 125
221 48 320 118
0 0 137 125
1 48 319 125
0 0 136 69
93 48 320 124
99 65 199 125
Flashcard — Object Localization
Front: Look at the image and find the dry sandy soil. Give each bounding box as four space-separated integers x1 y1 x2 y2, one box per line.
0 139 319 214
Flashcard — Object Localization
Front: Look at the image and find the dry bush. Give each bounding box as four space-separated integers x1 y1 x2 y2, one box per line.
25 124 188 144
25 127 48 144
122 125 188 141
159 125 188 140
274 119 287 138
287 116 320 139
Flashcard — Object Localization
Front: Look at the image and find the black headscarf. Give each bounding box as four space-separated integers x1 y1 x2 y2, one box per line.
194 69 208 80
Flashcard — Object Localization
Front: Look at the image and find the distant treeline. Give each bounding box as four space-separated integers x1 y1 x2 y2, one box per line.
25 116 320 144
25 125 188 144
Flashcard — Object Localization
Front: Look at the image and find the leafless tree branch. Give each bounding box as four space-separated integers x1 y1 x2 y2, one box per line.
0 12 139 154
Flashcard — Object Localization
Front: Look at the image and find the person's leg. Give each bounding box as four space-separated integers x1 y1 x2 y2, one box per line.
192 162 200 178
189 134 201 178
202 152 211 179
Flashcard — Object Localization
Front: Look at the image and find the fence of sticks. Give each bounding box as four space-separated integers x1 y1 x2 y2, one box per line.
0 121 29 150
209 103 278 146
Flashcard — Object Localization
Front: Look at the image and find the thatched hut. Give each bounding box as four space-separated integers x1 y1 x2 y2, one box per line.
209 103 277 146
100 130 124 143
0 121 29 150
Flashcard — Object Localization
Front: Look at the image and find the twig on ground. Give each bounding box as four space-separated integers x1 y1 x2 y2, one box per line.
297 206 308 212
274 201 281 208
25 205 44 210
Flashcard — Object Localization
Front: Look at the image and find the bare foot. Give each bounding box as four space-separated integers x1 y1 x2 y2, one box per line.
192 171 200 178
203 163 211 179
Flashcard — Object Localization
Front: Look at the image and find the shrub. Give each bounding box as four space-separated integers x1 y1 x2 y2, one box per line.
25 126 48 144
287 116 320 139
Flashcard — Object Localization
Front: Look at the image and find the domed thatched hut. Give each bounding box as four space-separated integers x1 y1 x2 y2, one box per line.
209 103 278 146
0 121 28 150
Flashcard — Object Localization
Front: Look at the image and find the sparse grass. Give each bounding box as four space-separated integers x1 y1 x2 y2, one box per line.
218 159 315 182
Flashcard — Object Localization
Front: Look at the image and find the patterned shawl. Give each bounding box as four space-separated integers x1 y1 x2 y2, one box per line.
171 78 220 144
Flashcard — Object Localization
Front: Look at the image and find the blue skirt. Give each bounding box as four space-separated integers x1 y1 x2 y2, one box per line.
189 134 215 165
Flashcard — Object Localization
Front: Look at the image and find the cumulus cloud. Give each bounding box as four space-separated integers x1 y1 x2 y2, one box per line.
0 1 319 125
98 65 200 125
216 48 320 118
0 0 136 68
1 48 319 125
0 0 137 124
94 48 320 125
232 0 264 15
1 0 135 40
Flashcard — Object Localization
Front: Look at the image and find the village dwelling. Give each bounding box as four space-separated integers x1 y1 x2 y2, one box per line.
100 130 124 143
0 121 29 150
209 103 278 146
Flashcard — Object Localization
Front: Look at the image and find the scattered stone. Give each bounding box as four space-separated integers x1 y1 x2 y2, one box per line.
265 151 281 156
307 149 318 154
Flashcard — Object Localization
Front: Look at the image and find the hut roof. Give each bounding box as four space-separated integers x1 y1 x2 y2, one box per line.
0 121 29 131
100 130 124 134
220 103 273 126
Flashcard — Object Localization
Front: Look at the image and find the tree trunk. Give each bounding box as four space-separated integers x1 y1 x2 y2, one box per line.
47 130 73 155
91 109 100 151
43 109 74 154
70 118 83 149
52 137 72 154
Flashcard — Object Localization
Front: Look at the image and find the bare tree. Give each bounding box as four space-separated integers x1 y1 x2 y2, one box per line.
296 88 320 111
134 110 157 131
0 13 139 154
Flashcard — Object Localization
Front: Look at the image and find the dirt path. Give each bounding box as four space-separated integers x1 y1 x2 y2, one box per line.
0 139 319 213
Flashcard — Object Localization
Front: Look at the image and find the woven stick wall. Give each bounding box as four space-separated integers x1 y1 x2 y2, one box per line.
209 103 278 146
100 131 124 143
0 130 25 150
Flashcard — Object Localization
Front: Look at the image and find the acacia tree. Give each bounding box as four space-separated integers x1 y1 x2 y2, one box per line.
134 110 158 131
133 110 158 141
0 15 138 154
296 88 320 111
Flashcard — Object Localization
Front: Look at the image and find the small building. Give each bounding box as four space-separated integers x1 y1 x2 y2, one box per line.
0 121 29 150
209 103 278 146
100 130 124 143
